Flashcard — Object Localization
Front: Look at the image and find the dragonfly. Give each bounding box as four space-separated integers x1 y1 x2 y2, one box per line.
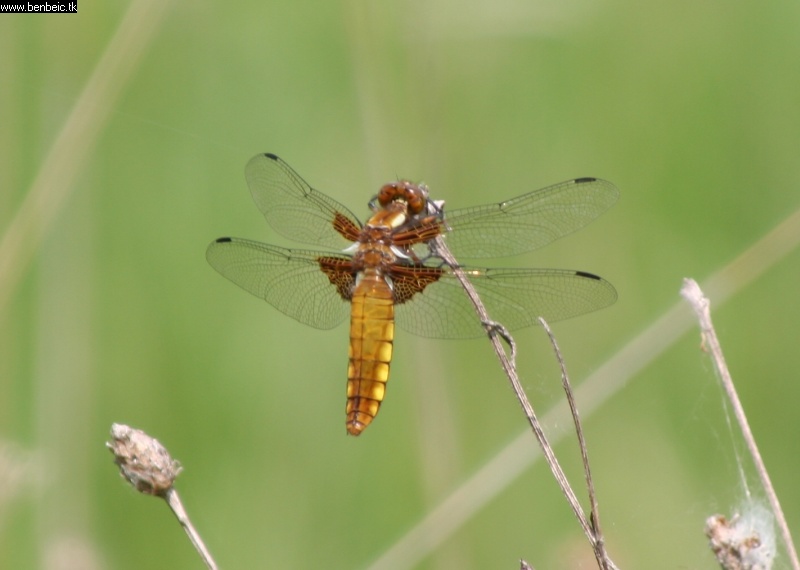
207 153 618 436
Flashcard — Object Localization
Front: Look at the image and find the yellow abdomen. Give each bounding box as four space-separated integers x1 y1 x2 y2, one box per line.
346 272 395 436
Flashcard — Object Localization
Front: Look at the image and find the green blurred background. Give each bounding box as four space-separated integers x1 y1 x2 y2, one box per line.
2 0 800 568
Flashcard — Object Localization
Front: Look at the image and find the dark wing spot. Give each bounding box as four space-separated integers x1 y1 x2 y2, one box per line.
264 152 279 160
574 177 597 184
215 237 233 243
575 270 601 280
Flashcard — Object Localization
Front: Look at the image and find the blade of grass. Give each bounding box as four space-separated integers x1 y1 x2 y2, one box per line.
0 0 171 311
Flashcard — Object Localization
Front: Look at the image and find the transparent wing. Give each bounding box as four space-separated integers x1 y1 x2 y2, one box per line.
206 237 350 329
245 153 363 249
395 266 617 338
439 178 619 259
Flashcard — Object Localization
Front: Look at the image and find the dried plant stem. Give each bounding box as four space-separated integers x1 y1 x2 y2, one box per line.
164 488 219 570
538 317 611 569
681 278 799 570
431 236 617 569
369 208 800 570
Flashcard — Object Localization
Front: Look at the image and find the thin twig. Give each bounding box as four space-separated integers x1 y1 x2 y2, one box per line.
430 236 617 568
681 279 799 570
164 488 219 570
538 317 611 570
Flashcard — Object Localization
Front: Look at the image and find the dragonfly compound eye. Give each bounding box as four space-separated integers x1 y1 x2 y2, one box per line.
403 184 427 215
377 183 400 207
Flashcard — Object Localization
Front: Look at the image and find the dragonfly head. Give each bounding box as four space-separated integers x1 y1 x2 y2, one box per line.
374 181 430 215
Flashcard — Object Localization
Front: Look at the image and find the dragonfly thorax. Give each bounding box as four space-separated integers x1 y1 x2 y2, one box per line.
364 202 410 232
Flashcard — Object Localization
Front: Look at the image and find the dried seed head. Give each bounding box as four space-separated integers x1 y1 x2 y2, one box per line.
107 423 182 496
706 502 775 570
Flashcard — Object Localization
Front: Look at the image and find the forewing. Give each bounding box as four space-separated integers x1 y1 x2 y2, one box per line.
440 178 618 259
206 237 351 329
394 266 617 338
245 153 363 248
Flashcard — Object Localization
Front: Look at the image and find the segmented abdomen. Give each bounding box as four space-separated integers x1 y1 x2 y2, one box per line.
346 273 395 436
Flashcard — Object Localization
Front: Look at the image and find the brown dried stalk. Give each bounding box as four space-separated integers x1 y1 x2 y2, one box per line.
431 235 617 570
682 278 798 570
